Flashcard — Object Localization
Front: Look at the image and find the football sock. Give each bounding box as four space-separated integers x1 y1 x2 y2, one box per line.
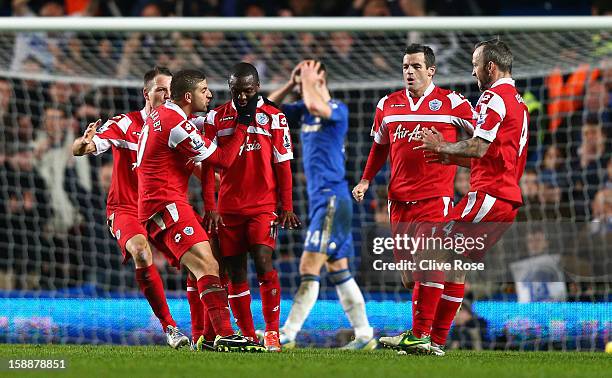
227 280 257 339
186 276 204 343
135 265 175 331
282 274 320 340
412 281 420 328
197 275 234 337
258 270 281 332
331 270 373 340
431 282 465 346
412 274 444 338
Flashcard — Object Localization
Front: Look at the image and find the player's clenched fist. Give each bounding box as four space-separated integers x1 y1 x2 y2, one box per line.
352 179 370 202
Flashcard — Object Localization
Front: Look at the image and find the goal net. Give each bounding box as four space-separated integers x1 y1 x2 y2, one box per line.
0 17 610 350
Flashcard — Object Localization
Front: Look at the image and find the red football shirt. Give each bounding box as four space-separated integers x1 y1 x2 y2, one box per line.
471 78 529 205
205 96 294 215
370 83 475 202
136 102 219 222
92 109 146 216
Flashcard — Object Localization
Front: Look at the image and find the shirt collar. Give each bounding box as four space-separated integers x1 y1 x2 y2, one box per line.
164 100 188 119
405 82 435 100
140 107 147 122
491 78 515 88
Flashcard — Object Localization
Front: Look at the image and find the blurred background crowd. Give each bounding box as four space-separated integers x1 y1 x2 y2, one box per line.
1 0 610 18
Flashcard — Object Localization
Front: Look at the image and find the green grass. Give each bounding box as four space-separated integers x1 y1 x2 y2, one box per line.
0 345 609 378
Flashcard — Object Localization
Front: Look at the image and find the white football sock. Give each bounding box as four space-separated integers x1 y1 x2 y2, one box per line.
282 278 320 340
335 278 373 340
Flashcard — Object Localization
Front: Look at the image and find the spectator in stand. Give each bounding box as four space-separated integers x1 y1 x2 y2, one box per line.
571 122 608 220
347 0 391 16
326 32 358 79
287 0 316 16
34 106 83 234
583 79 610 124
0 142 53 289
510 227 567 303
589 187 612 235
520 168 540 203
10 0 66 72
448 299 488 350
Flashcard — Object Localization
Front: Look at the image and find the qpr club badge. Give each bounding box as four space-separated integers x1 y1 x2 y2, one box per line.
183 226 194 236
429 99 442 111
256 113 269 126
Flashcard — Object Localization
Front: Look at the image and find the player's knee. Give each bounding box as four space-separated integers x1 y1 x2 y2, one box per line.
328 269 353 287
127 238 151 266
251 250 273 275
299 252 324 276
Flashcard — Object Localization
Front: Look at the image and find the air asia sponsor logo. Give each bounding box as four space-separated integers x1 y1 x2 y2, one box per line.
392 124 422 143
221 116 234 121
390 104 406 107
240 136 262 154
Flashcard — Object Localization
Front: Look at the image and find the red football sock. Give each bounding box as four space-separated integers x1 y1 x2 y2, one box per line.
135 265 175 331
202 307 216 341
431 282 465 346
411 271 444 338
258 270 281 332
186 277 204 343
228 281 257 339
411 281 420 328
197 275 234 337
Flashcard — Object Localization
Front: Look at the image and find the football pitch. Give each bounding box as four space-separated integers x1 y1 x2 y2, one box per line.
1 345 609 378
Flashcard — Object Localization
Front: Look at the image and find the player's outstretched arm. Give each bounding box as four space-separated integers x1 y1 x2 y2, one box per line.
72 119 101 156
415 127 490 158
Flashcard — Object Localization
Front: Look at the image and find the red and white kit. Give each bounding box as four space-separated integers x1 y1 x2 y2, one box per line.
365 83 475 248
443 78 529 260
137 101 243 267
92 109 147 261
205 96 294 256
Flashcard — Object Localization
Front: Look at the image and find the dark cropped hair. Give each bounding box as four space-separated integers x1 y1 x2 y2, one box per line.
404 44 435 68
229 62 260 83
475 39 513 73
143 66 172 91
170 69 206 101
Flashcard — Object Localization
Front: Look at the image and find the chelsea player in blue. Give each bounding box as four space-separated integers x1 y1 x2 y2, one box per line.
268 60 375 350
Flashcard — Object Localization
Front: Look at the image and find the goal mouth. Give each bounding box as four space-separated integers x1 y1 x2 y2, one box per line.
0 16 609 350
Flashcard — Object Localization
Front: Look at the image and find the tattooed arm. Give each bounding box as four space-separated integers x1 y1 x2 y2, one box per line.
415 127 490 159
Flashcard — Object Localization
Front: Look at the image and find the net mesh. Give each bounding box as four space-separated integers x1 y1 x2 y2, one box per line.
0 27 610 350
